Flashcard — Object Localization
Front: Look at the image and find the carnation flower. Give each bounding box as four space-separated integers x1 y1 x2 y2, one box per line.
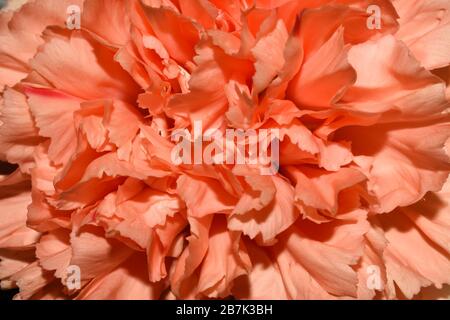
0 0 449 300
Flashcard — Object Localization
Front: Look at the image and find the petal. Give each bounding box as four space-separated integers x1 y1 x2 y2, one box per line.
338 121 450 213
251 18 289 94
0 249 35 282
178 0 217 29
378 205 450 299
197 216 251 298
286 166 366 216
177 175 236 218
35 229 71 279
82 0 131 47
232 239 289 299
70 225 133 281
403 177 450 256
0 87 41 173
9 261 53 300
0 183 40 249
394 0 450 69
166 39 253 129
170 215 212 298
76 253 164 300
144 6 200 65
273 211 368 299
287 27 356 108
25 86 81 166
30 32 139 102
147 213 187 282
228 176 298 244
0 0 84 89
341 35 448 119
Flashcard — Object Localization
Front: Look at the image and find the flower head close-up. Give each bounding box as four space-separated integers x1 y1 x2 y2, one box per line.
0 0 449 300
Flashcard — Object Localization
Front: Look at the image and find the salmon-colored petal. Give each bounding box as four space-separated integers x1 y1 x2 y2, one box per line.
178 0 218 29
26 87 81 166
232 239 288 299
0 0 85 90
35 228 71 279
70 225 133 281
147 213 187 282
106 187 184 248
341 35 448 119
377 204 450 299
263 100 305 126
74 101 111 152
296 3 397 56
166 39 253 129
177 174 236 218
403 181 450 256
9 261 53 300
273 211 368 299
338 121 450 213
115 39 153 90
170 215 212 298
274 247 337 299
224 80 254 129
0 183 40 249
76 253 164 300
0 249 35 283
286 166 366 217
103 100 143 157
356 224 391 299
53 149 147 211
117 188 183 229
30 281 67 300
288 27 356 108
0 11 30 90
144 6 200 65
415 284 450 300
233 174 276 215
0 0 449 301
82 0 131 47
28 190 71 233
278 119 319 156
7 0 84 33
263 16 303 100
251 18 289 94
197 216 251 298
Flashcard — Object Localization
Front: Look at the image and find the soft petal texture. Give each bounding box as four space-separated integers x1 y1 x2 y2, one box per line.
30 33 140 102
394 0 450 70
377 178 450 298
0 88 41 172
0 182 40 248
228 175 298 244
341 35 448 119
76 253 164 300
0 0 449 301
337 122 450 213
